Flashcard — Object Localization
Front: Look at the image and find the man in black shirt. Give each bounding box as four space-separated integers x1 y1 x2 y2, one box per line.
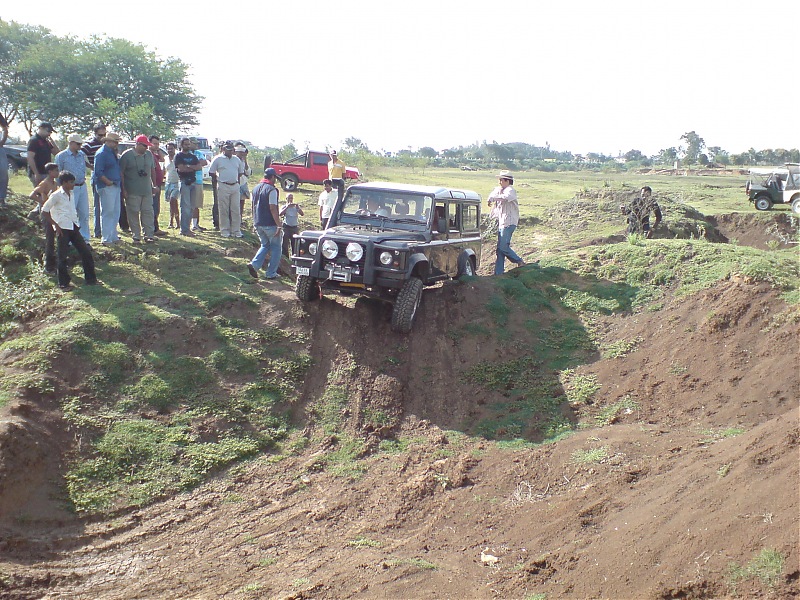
621 186 662 237
27 122 60 185
173 137 202 236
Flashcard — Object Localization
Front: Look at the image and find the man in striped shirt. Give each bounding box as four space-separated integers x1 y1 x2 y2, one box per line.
55 134 90 243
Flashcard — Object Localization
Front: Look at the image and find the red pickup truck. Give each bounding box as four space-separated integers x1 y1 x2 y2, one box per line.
267 150 360 192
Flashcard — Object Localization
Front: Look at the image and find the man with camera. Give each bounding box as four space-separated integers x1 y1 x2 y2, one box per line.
120 134 158 243
279 193 304 258
27 122 60 185
174 137 205 236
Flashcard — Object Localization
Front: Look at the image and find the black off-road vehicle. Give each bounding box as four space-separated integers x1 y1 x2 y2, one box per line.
291 182 482 333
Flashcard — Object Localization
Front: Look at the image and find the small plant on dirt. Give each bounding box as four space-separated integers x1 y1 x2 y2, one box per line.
594 396 639 426
348 536 381 548
601 336 643 359
292 578 311 588
700 427 745 444
572 446 609 464
433 473 451 490
559 369 600 405
766 239 781 251
388 557 438 571
626 232 645 246
668 363 688 375
717 463 732 478
257 557 277 567
728 548 785 592
524 594 547 600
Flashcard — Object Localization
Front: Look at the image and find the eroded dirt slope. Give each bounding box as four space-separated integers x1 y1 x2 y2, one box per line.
1 270 798 599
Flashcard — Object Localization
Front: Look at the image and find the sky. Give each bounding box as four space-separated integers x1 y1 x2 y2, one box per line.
3 0 799 157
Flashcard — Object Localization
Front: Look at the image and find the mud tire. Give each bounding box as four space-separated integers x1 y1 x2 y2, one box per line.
281 174 299 192
391 277 423 333
296 275 319 301
754 195 772 211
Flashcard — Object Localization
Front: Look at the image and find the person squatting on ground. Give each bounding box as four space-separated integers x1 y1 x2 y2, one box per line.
81 122 106 238
173 138 206 237
91 132 123 245
209 141 244 238
27 122 60 185
55 134 90 243
164 142 181 229
40 171 98 290
318 179 337 229
280 193 303 258
247 168 282 280
487 170 524 274
621 185 662 238
29 163 60 273
120 135 158 243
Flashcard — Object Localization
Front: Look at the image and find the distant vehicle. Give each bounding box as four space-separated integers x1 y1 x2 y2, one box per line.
460 165 477 171
171 136 213 180
291 182 482 333
4 145 28 173
268 150 360 192
746 163 800 213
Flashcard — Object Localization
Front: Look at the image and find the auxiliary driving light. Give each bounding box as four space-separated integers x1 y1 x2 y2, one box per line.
379 251 393 265
321 239 338 259
345 242 364 262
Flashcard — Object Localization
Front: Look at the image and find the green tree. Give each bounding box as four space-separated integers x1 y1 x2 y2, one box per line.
680 131 705 165
417 146 438 159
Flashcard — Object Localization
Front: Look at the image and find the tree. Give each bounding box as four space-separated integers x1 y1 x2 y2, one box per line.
680 131 705 165
624 149 645 162
656 147 678 165
418 146 438 159
0 22 202 137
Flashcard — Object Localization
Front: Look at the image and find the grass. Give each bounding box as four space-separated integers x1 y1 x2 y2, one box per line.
571 446 609 464
559 369 600 405
348 536 381 548
593 396 639 427
387 557 438 571
728 548 785 592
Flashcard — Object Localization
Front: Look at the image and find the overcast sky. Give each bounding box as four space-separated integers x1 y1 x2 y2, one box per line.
4 0 798 156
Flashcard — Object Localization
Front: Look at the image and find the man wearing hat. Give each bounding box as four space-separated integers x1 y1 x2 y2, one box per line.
91 132 123 244
487 170 525 274
247 168 282 280
55 134 90 243
234 143 252 226
328 151 346 206
209 141 244 238
27 122 60 185
120 135 158 243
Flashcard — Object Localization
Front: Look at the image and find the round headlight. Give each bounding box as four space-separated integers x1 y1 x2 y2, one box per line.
345 242 364 262
321 239 338 259
308 242 318 255
379 251 393 265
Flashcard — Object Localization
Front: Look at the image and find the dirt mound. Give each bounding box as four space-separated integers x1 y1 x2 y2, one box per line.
1 268 797 598
708 212 797 250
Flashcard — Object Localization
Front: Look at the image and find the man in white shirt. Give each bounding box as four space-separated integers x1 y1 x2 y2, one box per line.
163 142 181 229
487 170 524 274
209 142 244 238
41 171 98 289
318 179 338 229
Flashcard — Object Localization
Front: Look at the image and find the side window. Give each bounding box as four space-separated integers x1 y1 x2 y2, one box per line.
449 203 461 231
312 154 329 166
433 202 447 230
462 204 479 231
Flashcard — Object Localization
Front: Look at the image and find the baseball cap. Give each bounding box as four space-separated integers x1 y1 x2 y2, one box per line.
67 133 84 144
135 134 152 147
39 122 57 133
222 142 234 150
264 168 277 179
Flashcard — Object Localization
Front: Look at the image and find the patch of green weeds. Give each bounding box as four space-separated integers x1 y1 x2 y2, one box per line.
728 548 785 592
241 582 263 592
257 557 276 567
313 384 349 435
123 373 174 412
560 369 600 405
668 363 688 375
700 427 745 444
486 293 511 327
387 557 438 571
377 438 408 454
601 336 643 359
717 463 732 478
324 436 368 479
292 578 311 588
572 446 609 464
594 396 639 426
348 536 382 548
361 406 395 429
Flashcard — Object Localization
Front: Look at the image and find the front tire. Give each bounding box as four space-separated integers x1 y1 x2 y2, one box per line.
391 277 423 333
791 197 800 215
456 254 476 279
295 275 319 301
281 174 299 192
754 195 772 211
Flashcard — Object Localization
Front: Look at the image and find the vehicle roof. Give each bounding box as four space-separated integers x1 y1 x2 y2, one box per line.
348 181 482 201
749 167 789 175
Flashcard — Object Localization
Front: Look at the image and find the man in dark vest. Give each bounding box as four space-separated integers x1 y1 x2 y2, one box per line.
246 168 282 280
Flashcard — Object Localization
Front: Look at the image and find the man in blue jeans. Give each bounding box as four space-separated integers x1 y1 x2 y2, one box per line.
247 168 282 280
173 137 203 237
487 170 525 275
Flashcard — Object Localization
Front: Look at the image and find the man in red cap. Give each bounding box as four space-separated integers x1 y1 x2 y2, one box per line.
119 134 158 243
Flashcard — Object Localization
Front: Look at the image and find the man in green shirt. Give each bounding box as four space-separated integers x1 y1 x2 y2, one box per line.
120 135 158 243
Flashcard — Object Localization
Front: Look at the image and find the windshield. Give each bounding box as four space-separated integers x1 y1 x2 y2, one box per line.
339 190 433 225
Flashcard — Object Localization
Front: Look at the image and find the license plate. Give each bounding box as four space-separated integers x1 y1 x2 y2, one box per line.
295 266 310 276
